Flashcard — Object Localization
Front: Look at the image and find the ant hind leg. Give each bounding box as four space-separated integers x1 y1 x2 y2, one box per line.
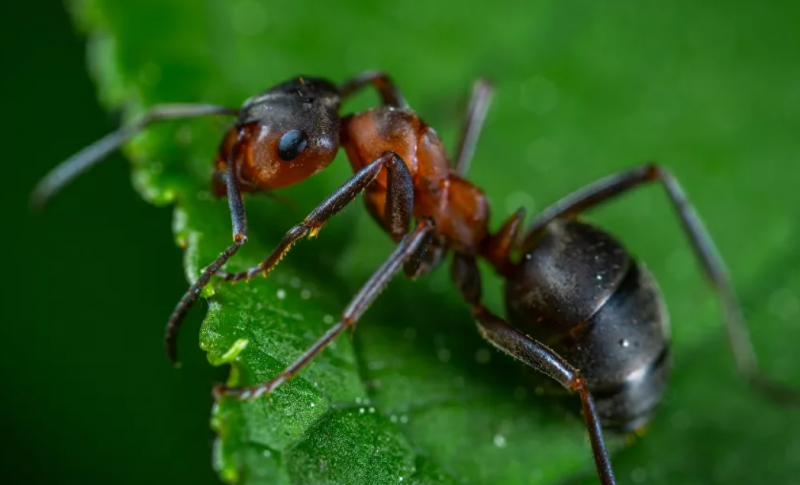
521 163 800 406
451 253 617 485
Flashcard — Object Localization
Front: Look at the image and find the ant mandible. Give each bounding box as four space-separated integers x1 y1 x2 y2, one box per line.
33 72 799 485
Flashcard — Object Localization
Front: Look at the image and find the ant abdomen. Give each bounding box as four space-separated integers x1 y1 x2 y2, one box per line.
506 219 670 430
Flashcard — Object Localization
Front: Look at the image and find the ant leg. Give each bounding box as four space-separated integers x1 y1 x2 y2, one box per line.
453 78 494 176
165 133 249 364
404 237 445 279
482 207 525 275
338 71 408 108
403 228 446 279
218 151 414 282
215 218 435 399
522 163 800 405
475 308 617 485
31 103 239 209
451 253 616 485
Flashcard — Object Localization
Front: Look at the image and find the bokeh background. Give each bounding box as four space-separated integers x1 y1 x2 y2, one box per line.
2 1 800 484
1 1 220 484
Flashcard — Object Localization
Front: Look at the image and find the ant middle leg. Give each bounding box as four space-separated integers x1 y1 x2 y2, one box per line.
450 253 617 485
404 237 447 279
521 163 800 405
453 78 494 176
31 103 239 209
215 218 435 400
216 150 414 284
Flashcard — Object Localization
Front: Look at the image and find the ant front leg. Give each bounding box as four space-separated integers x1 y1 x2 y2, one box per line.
215 218 435 400
216 151 414 283
450 254 617 485
522 163 800 405
31 103 238 209
165 133 249 364
338 71 408 108
171 151 413 361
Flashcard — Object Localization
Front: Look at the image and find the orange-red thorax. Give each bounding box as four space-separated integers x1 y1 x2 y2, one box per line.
341 107 490 254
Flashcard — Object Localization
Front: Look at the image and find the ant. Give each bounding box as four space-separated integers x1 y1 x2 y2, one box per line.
33 72 799 485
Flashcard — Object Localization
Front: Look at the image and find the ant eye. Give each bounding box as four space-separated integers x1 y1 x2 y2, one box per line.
278 130 309 162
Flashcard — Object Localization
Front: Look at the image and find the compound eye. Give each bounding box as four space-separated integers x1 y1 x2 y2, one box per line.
277 130 309 162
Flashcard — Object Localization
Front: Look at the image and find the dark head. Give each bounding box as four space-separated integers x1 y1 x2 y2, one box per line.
213 76 341 195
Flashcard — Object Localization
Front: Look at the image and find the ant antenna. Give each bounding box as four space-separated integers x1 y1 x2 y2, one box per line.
31 103 238 210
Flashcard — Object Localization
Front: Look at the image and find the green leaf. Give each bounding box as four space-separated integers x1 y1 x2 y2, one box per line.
71 0 800 484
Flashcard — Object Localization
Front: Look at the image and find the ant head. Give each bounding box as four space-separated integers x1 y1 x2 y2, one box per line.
213 77 341 194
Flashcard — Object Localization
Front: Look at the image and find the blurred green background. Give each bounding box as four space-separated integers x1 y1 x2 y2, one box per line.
1 1 220 484
2 1 800 484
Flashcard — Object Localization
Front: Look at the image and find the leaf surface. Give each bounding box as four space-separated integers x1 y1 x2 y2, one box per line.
73 0 800 483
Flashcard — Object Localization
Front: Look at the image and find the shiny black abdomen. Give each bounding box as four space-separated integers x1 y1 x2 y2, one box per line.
505 219 670 431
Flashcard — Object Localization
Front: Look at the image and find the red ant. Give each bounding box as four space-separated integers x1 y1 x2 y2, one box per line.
33 72 799 485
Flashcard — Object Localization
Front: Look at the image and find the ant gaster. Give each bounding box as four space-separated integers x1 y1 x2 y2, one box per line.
34 72 799 485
